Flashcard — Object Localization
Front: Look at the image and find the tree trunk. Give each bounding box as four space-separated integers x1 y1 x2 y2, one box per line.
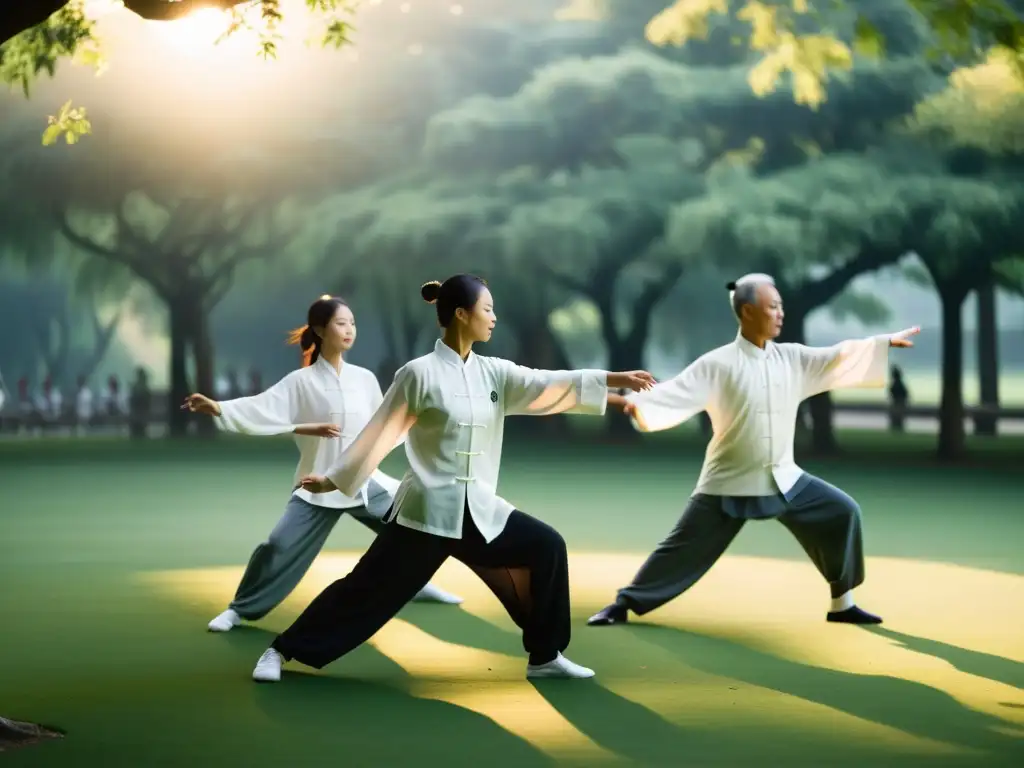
807 393 839 454
166 301 192 438
80 308 122 385
937 285 968 461
191 307 217 439
596 268 681 440
38 304 72 389
974 272 999 436
605 337 643 439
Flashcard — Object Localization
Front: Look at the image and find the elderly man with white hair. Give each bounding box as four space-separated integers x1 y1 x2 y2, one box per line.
589 273 919 628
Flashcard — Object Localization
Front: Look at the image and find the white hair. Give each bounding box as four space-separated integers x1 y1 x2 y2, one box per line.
727 273 775 319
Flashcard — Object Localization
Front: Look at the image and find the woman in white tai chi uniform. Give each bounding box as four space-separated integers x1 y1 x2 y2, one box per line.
183 295 462 634
250 274 656 682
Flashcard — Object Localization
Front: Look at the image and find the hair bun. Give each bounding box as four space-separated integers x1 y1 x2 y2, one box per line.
725 281 737 290
420 280 441 304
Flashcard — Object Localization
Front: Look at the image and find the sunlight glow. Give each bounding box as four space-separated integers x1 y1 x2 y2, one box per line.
149 8 239 58
82 0 124 16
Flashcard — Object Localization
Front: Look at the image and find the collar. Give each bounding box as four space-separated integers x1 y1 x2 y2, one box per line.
735 331 773 359
313 356 345 380
434 338 475 368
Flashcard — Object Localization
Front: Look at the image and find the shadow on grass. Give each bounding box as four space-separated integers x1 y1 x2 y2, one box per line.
250 670 554 767
396 603 525 657
626 624 1024 764
866 627 1024 691
223 621 554 765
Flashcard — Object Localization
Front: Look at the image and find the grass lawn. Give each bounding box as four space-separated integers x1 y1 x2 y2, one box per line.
0 433 1021 767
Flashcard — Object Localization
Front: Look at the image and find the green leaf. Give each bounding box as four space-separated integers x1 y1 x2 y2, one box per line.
322 20 353 49
852 16 885 59
41 125 63 147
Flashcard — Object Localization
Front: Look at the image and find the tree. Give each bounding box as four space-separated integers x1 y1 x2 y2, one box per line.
906 46 1024 434
662 151 911 452
487 136 706 436
6 1 1023 145
22 277 122 387
418 17 937 437
897 174 1023 460
422 45 939 179
319 168 582 371
643 0 1024 108
0 271 122 387
59 194 295 437
313 172 500 379
317 165 628 436
7 127 299 436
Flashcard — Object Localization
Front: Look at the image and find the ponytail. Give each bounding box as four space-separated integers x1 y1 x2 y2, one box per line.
286 324 321 367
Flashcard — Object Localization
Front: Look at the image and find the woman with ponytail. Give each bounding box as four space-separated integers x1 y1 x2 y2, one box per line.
182 296 463 634
251 275 656 683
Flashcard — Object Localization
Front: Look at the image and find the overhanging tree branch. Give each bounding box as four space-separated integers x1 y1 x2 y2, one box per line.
626 261 684 348
795 244 905 310
536 263 590 296
204 217 296 306
55 206 167 295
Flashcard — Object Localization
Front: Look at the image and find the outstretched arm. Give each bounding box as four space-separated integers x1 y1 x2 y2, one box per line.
623 359 712 433
211 374 302 436
183 375 304 436
502 364 609 417
502 364 655 418
798 327 919 400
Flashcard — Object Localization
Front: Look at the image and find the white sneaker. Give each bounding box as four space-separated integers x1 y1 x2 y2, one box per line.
207 609 242 632
252 648 283 682
413 583 464 605
526 653 595 679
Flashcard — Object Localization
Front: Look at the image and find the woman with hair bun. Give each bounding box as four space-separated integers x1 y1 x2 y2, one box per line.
252 275 656 683
182 295 463 635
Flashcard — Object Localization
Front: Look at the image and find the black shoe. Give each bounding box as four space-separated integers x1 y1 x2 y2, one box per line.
827 606 883 625
587 603 628 626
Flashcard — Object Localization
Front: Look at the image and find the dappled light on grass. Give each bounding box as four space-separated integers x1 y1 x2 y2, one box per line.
139 551 1024 763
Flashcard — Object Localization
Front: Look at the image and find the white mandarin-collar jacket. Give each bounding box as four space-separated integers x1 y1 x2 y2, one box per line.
214 358 400 515
628 332 890 497
327 339 608 542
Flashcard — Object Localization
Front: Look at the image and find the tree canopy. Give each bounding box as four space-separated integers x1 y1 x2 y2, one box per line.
3 0 1023 144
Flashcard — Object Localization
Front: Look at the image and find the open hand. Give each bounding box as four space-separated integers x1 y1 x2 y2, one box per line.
296 423 341 438
181 393 220 416
889 327 920 348
620 370 656 392
300 474 336 494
